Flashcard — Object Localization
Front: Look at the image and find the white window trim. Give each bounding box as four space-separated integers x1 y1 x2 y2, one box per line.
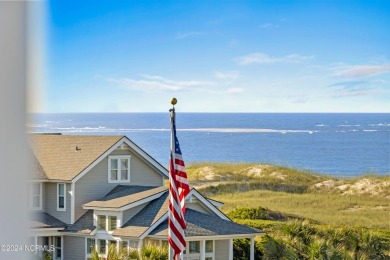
108 155 131 183
184 239 214 260
30 182 42 210
94 211 121 233
53 236 62 260
86 238 122 260
85 237 96 258
57 183 66 211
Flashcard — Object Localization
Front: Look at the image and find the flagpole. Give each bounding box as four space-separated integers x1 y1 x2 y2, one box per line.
168 97 189 260
169 97 176 260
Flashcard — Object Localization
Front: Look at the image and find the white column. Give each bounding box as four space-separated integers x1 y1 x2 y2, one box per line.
228 239 233 260
61 236 64 260
200 240 205 260
168 244 174 260
34 236 38 254
250 237 254 260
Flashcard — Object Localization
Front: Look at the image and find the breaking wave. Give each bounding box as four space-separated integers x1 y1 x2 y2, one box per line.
28 126 318 134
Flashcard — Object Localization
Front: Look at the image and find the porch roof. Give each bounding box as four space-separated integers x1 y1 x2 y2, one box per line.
62 210 95 234
83 185 167 209
31 212 66 229
149 209 263 237
113 192 169 237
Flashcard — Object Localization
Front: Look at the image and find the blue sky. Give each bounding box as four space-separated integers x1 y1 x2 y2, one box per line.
37 0 390 112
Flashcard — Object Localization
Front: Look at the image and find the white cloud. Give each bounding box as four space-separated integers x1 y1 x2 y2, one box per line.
214 70 240 80
236 52 313 65
334 65 390 78
108 74 214 92
175 31 206 39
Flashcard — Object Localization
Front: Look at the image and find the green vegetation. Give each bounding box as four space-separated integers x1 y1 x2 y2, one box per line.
186 163 390 258
186 162 390 229
215 190 389 229
233 220 390 259
34 163 390 259
90 243 168 260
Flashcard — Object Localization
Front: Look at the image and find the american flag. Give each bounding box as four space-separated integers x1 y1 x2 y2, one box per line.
168 109 190 259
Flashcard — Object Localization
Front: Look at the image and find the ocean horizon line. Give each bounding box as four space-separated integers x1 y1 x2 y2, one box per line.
28 112 390 114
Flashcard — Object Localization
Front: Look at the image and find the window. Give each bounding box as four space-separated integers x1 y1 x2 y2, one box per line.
97 215 106 230
108 216 117 231
54 236 61 259
87 238 96 254
189 241 200 254
205 240 213 253
30 183 42 210
98 239 106 254
97 214 118 232
57 183 66 211
108 156 130 183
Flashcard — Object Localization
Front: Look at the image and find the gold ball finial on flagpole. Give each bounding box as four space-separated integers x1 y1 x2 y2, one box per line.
170 97 177 106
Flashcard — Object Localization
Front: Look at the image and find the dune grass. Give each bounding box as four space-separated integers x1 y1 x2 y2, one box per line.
186 162 390 230
213 189 389 229
187 162 326 185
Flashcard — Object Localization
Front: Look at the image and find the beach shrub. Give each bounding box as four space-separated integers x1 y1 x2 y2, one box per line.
227 206 305 221
89 243 168 260
233 238 262 260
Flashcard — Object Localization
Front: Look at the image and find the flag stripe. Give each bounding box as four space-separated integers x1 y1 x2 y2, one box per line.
168 110 190 259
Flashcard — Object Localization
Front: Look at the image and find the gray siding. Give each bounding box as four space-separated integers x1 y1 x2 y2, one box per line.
44 183 71 224
122 203 147 225
187 202 211 214
111 148 163 186
215 239 230 260
63 236 85 260
75 148 163 221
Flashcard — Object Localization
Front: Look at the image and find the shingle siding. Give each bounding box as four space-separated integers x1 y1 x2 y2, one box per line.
75 148 163 221
44 183 71 224
63 236 85 260
215 239 230 260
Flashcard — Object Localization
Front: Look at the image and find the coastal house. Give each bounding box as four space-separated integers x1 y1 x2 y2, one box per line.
29 134 262 260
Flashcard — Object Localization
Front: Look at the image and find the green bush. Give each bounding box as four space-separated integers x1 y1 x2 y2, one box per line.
233 238 262 260
232 213 390 259
90 243 168 260
227 207 304 221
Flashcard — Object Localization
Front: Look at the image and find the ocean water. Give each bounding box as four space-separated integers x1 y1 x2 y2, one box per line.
28 113 390 177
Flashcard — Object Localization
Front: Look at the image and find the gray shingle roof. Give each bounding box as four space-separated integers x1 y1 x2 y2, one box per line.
113 192 169 237
149 209 263 237
63 210 95 234
84 185 167 209
31 212 66 229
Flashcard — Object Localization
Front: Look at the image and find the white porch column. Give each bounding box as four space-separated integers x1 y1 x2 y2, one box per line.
200 240 205 260
168 244 173 260
250 237 254 260
34 236 38 254
228 239 233 260
61 236 64 260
